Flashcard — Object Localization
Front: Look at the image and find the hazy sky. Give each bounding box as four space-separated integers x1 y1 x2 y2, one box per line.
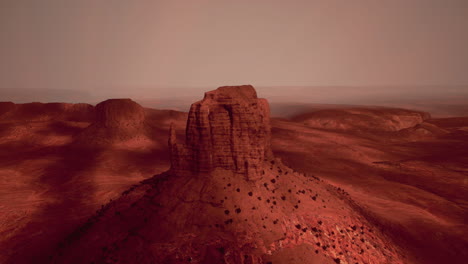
1 0 467 97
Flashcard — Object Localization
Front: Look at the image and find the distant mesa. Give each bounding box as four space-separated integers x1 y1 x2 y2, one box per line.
291 107 430 132
77 98 149 146
52 85 405 264
169 85 273 179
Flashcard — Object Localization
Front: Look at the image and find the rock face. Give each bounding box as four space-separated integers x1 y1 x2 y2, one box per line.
169 85 273 179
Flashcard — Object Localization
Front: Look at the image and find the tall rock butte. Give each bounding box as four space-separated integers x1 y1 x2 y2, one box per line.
52 85 406 264
169 85 273 179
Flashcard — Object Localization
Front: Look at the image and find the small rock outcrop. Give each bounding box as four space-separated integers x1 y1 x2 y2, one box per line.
169 85 273 179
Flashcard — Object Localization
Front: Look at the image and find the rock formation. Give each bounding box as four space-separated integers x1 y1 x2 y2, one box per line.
52 86 406 264
77 99 148 146
169 85 273 179
94 99 145 129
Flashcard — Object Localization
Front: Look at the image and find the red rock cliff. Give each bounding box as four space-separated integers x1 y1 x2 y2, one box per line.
169 85 273 178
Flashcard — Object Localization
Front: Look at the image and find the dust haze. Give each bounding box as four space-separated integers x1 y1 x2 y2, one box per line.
1 1 467 264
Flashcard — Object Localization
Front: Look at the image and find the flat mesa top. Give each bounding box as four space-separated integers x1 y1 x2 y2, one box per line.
203 85 259 102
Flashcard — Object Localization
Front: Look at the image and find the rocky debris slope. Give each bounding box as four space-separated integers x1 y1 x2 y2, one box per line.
291 107 430 132
52 86 407 264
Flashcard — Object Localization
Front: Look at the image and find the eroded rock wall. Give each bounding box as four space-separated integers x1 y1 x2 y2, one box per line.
169 85 272 178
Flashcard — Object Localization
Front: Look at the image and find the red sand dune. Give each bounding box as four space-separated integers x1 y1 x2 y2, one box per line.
0 86 467 264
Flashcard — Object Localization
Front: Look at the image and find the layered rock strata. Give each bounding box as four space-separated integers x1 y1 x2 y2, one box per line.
169 85 273 179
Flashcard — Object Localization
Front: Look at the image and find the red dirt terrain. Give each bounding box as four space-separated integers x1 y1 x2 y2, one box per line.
0 100 187 264
0 86 467 264
273 110 468 264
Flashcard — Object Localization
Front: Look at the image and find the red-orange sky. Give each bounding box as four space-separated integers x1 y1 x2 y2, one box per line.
0 0 467 100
